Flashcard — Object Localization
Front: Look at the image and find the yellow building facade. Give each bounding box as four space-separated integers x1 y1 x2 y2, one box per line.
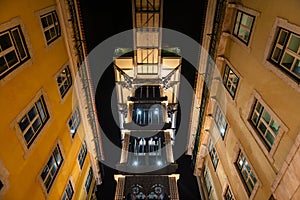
189 0 300 199
0 0 102 199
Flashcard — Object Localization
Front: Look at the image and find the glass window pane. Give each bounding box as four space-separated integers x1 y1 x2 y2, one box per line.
270 120 280 134
266 131 275 146
272 47 282 62
262 111 271 123
12 29 26 59
37 101 46 121
278 30 288 45
281 53 294 69
32 118 41 132
41 17 48 28
288 34 300 53
19 116 29 131
5 51 18 67
0 57 8 74
292 59 300 77
41 166 49 180
241 15 253 29
0 33 12 50
258 122 267 134
28 107 37 120
24 128 34 143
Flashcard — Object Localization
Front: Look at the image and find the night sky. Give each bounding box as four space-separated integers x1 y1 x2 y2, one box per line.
78 0 207 199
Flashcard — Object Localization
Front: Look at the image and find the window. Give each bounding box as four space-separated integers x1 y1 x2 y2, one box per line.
41 145 63 192
233 10 255 45
68 107 80 138
235 151 257 195
214 105 227 139
40 10 60 45
78 141 87 169
0 180 3 191
0 25 30 79
249 99 281 150
224 186 234 200
208 139 219 169
269 28 300 82
204 168 212 196
85 167 93 193
62 181 74 200
57 66 72 98
18 96 49 148
223 64 239 98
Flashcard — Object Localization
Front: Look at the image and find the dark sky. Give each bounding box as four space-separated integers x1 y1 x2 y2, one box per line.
78 0 207 199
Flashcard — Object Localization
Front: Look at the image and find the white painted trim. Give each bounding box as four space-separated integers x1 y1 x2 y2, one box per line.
262 17 300 92
243 90 288 164
10 88 52 159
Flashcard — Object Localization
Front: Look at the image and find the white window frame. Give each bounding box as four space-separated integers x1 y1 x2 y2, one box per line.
36 6 61 47
263 17 300 91
214 104 228 140
245 91 287 161
84 167 93 194
0 17 32 85
77 141 87 169
208 138 219 170
61 179 74 200
235 150 258 197
223 63 240 99
68 107 81 138
40 143 64 194
229 4 260 50
11 89 52 157
56 64 72 99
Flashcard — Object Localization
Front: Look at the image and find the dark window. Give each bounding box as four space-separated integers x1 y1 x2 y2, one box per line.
249 99 281 150
62 181 74 200
77 141 87 169
56 66 72 98
223 64 239 98
85 167 93 193
269 28 300 82
0 25 30 79
204 168 212 196
224 186 234 200
18 95 49 148
40 11 61 45
235 151 257 195
208 139 219 170
41 145 63 192
233 10 255 45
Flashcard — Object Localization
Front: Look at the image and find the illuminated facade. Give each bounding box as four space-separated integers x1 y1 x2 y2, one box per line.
113 0 181 199
0 0 102 199
188 0 300 199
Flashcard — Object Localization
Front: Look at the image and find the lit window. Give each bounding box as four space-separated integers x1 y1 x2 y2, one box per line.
78 141 87 169
224 186 234 200
40 11 60 45
85 167 93 193
68 107 80 138
62 181 74 200
235 151 257 195
208 139 219 170
0 25 30 79
57 66 72 98
233 10 255 45
18 96 49 148
41 145 63 192
269 28 300 82
214 105 227 139
204 168 213 196
223 64 239 98
249 99 281 150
